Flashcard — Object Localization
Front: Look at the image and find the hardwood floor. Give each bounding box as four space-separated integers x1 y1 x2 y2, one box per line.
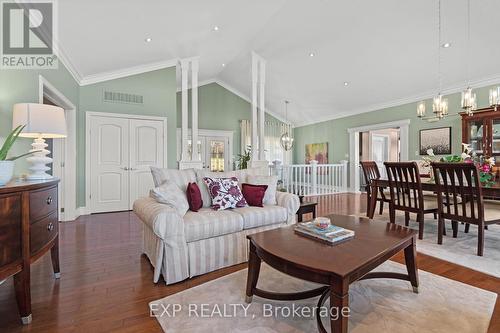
0 193 498 332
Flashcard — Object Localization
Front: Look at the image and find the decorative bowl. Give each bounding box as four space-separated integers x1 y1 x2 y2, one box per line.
313 217 330 230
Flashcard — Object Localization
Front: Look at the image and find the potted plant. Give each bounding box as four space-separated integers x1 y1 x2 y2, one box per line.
0 125 31 185
235 146 251 170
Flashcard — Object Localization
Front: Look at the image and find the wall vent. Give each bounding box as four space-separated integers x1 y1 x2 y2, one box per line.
103 90 144 105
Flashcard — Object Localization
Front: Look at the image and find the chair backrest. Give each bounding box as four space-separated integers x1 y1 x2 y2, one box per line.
384 161 424 213
431 162 484 224
360 161 380 194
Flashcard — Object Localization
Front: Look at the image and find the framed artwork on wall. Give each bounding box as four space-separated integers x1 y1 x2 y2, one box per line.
419 127 452 155
305 142 328 164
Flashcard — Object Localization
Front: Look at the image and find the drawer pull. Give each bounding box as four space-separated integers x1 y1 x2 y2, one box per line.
46 196 53 205
47 222 54 232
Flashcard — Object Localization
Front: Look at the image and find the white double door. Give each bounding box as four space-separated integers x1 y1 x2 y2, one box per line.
89 114 166 213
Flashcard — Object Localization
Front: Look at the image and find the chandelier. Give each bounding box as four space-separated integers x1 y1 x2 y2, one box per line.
460 0 477 116
490 86 500 111
280 100 294 151
417 0 448 122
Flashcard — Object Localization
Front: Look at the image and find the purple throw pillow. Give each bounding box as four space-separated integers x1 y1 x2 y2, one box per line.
202 177 247 211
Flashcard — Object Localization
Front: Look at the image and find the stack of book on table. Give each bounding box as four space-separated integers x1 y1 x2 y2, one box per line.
294 219 355 245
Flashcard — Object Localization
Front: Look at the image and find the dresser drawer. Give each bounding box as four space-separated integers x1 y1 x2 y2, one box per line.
30 186 58 221
30 211 58 256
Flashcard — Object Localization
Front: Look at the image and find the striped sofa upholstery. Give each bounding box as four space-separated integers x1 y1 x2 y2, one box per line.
133 168 300 285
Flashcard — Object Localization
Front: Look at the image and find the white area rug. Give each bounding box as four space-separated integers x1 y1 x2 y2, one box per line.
150 261 496 333
355 210 500 277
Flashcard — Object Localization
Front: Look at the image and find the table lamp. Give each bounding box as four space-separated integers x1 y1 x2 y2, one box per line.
12 103 67 180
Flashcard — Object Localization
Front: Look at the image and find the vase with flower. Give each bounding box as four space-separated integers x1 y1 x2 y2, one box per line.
441 143 496 187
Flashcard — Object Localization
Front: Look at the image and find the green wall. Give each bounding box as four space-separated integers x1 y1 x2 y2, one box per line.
0 62 79 177
78 67 177 206
293 84 496 164
176 82 281 158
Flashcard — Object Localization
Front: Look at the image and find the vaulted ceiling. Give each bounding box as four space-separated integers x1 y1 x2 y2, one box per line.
59 0 500 126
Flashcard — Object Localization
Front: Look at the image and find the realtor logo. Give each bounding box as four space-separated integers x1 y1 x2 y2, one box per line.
1 0 58 69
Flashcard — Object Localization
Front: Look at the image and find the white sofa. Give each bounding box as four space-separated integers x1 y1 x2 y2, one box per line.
133 167 300 285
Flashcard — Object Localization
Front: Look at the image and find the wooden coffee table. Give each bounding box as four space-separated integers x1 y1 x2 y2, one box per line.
245 214 419 333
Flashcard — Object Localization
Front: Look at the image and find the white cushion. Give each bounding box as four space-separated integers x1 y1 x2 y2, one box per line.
234 205 287 229
150 167 196 192
246 175 278 205
150 181 189 216
183 208 244 242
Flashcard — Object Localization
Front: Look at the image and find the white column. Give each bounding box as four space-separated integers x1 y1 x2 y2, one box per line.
258 58 266 161
180 59 189 162
178 57 203 170
191 58 200 162
250 52 269 173
251 52 259 160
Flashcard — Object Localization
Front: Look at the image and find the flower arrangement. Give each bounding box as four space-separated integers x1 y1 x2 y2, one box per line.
421 148 437 182
440 143 496 187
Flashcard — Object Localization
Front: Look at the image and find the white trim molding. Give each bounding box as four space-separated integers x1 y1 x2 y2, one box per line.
298 73 500 128
347 119 411 192
79 58 178 86
39 75 78 222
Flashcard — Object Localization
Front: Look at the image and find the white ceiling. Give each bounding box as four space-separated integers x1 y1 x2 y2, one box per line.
59 0 500 126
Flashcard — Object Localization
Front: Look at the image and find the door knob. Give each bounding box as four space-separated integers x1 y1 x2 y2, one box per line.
122 167 129 170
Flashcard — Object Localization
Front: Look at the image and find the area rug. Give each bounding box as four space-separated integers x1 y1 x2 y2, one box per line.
352 210 500 277
150 261 496 332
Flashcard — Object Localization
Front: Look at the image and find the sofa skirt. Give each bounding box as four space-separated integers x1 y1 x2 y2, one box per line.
141 222 286 284
187 223 285 278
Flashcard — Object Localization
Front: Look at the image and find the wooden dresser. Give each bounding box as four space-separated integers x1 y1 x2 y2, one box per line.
0 179 60 324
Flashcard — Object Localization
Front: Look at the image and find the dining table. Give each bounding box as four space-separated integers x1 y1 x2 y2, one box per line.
367 178 500 219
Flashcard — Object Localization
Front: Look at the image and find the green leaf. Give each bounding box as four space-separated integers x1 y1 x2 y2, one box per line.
6 150 40 161
0 125 26 160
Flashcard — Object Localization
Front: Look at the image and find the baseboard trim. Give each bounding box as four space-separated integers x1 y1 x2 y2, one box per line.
77 206 91 216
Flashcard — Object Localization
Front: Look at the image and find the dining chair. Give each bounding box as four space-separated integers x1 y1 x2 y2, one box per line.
360 161 391 215
384 162 439 240
431 162 500 256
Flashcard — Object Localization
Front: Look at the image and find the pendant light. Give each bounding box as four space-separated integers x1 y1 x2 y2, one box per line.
489 86 500 111
461 0 477 115
433 0 448 120
418 0 448 121
280 100 294 151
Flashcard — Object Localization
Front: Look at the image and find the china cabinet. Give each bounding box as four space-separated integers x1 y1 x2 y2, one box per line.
461 107 500 158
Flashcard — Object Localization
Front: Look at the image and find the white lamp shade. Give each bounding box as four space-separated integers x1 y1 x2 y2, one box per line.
12 103 67 138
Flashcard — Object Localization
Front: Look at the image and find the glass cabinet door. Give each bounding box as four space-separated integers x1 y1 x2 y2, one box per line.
492 117 500 156
466 119 486 154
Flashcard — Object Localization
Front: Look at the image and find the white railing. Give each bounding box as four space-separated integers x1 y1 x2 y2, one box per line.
270 160 348 196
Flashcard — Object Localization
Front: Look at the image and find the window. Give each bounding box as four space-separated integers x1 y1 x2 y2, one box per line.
240 119 292 165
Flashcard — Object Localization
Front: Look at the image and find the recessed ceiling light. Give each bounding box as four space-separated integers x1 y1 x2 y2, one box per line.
309 52 315 57
222 63 226 67
343 82 349 86
442 42 451 48
145 37 152 43
213 26 219 31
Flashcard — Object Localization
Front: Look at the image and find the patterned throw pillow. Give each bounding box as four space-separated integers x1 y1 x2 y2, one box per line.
203 177 247 211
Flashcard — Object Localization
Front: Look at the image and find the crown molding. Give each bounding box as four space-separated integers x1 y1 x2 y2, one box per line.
214 79 291 125
79 58 178 86
56 47 83 85
296 73 500 128
176 78 217 92
174 77 291 125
